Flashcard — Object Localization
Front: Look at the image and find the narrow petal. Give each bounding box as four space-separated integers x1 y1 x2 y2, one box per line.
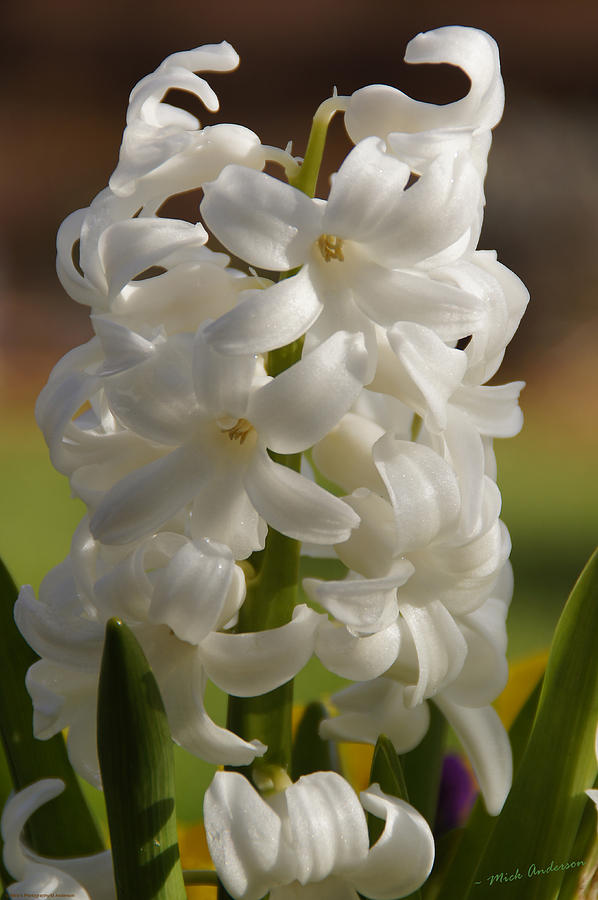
204 771 285 900
201 166 321 269
373 437 461 555
143 634 265 766
434 694 512 815
204 267 323 355
89 441 207 545
304 566 412 635
351 785 434 899
312 412 385 495
285 772 369 884
15 587 103 671
199 605 324 696
245 450 360 544
192 327 259 418
250 331 368 453
191 472 267 561
324 137 410 243
316 621 400 681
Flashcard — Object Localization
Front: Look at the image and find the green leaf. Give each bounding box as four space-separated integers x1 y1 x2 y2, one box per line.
557 775 598 900
463 547 598 899
0 556 103 857
432 677 543 900
291 701 340 780
401 703 446 827
97 619 186 900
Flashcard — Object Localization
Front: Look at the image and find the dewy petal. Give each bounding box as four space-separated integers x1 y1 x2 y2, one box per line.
201 166 322 270
395 601 468 707
434 694 512 816
98 218 208 296
322 679 430 752
146 641 265 766
149 539 243 644
1 779 115 900
204 267 323 355
285 772 369 884
245 450 360 545
316 621 400 681
303 566 412 635
89 441 208 545
373 437 461 555
249 331 368 454
351 261 484 337
191 472 267 561
204 771 285 900
345 26 503 142
323 137 410 244
351 785 434 899
199 605 324 696
382 323 467 432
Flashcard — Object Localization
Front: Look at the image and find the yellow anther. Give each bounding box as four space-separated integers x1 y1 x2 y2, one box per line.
318 233 344 262
220 417 254 445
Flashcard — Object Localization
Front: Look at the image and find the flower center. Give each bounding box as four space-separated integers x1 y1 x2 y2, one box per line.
318 233 344 262
218 417 255 445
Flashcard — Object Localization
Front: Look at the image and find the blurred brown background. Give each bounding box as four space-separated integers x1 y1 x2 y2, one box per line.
2 0 598 399
1 0 597 640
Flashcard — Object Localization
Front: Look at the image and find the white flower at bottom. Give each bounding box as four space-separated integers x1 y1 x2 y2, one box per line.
1 780 114 900
204 770 434 900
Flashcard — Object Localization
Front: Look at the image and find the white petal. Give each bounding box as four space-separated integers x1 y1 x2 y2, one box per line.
393 601 468 706
89 441 207 545
191 472 267 560
250 331 368 453
7 863 92 900
192 326 259 418
304 566 412 634
143 634 265 766
322 679 429 752
285 772 369 884
149 539 244 643
98 218 207 296
1 779 114 900
316 621 400 681
374 437 461 555
434 694 512 815
345 26 503 142
204 771 286 900
333 490 397 578
201 166 321 269
381 323 467 432
245 450 360 544
15 587 103 671
351 261 484 336
204 267 323 355
200 605 323 696
452 381 525 438
351 785 434 899
324 138 410 243
312 412 385 495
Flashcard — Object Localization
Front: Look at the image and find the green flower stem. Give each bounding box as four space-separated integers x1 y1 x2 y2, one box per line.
224 94 345 789
289 95 348 198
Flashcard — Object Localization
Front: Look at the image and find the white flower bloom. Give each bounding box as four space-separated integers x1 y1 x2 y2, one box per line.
345 26 504 157
204 770 434 900
15 523 325 784
2 780 114 900
200 135 486 372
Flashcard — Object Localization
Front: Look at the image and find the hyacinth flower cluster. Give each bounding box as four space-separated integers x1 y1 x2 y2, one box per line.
4 24 564 900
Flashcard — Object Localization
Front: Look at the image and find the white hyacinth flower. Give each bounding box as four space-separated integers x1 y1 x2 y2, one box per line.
204 770 434 900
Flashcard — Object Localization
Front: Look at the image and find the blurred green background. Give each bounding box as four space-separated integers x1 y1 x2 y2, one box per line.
1 0 597 826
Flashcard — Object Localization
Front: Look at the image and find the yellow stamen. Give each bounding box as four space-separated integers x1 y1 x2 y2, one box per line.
220 417 254 445
318 233 344 262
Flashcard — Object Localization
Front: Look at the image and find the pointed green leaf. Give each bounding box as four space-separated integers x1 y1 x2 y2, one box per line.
291 702 340 780
0 556 103 856
557 775 598 900
97 619 186 900
433 677 543 900
401 703 446 827
463 548 598 899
